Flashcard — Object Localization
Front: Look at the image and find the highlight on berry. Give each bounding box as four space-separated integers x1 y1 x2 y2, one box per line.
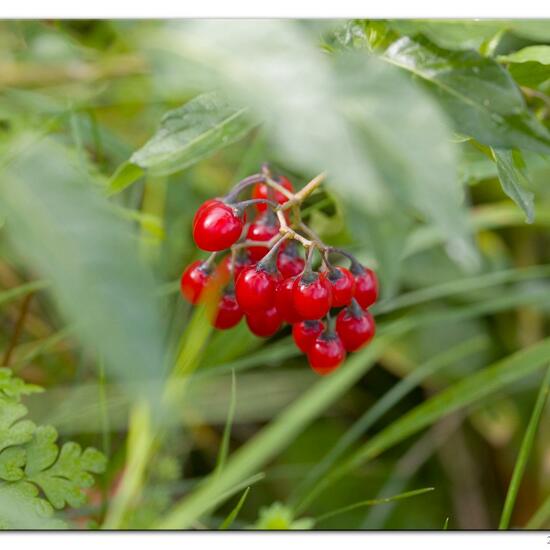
180 165 379 376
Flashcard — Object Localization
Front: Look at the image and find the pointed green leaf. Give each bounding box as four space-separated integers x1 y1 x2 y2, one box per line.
130 91 256 176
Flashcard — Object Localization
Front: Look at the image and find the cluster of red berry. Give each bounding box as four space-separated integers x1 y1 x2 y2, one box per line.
180 167 378 375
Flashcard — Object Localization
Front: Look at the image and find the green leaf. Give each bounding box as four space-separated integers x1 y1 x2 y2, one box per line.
499 46 550 87
219 486 249 530
0 448 26 482
499 365 550 529
492 148 535 223
0 368 42 401
0 137 168 402
24 426 107 510
379 34 550 154
0 400 35 456
130 91 255 177
106 161 144 196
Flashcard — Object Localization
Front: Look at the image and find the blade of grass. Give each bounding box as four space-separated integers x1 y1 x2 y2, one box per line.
214 369 237 476
219 487 250 530
155 327 404 529
443 517 450 530
499 364 550 529
374 264 550 315
102 400 153 529
290 335 488 508
313 487 435 524
0 280 48 308
297 336 550 512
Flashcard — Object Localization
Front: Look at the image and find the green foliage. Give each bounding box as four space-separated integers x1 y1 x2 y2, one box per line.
3 18 550 531
252 502 314 530
0 369 105 529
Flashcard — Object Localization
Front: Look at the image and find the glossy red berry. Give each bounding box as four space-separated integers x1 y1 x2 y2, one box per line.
307 332 346 375
252 176 294 212
192 199 220 229
292 272 332 320
275 276 303 324
326 267 355 308
292 319 324 353
246 212 280 261
180 260 214 304
235 264 281 313
352 266 379 309
213 290 243 330
277 241 305 279
193 201 244 251
336 303 375 352
246 306 282 337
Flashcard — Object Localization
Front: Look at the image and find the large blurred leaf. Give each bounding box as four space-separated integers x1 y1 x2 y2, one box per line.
0 137 168 402
147 21 474 287
378 34 550 154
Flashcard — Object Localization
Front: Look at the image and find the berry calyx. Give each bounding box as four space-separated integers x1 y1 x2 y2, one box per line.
277 240 305 279
336 299 375 352
292 319 324 353
180 260 215 304
292 271 332 320
252 175 294 212
350 263 379 309
193 201 244 251
275 276 303 324
246 306 282 337
307 330 346 375
246 211 280 261
213 289 243 330
235 263 281 313
326 266 355 308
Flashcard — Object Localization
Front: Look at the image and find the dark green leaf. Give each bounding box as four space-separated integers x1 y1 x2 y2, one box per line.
380 35 550 154
492 148 535 223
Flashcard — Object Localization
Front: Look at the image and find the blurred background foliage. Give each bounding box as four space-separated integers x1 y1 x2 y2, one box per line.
1 19 550 529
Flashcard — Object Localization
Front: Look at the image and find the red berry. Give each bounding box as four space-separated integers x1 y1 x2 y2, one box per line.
235 264 281 313
292 319 324 353
326 267 355 308
275 276 303 324
246 212 280 261
192 199 220 229
193 201 244 251
180 260 214 304
246 306 282 337
252 176 294 212
352 266 379 309
213 290 243 330
292 272 332 320
277 241 305 279
336 305 375 352
307 332 346 375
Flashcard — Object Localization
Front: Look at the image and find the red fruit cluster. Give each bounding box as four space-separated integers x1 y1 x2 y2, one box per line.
179 168 379 376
